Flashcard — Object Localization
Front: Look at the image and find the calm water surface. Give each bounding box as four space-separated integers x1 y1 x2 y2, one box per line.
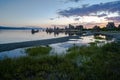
50 35 115 54
0 30 68 44
0 30 115 59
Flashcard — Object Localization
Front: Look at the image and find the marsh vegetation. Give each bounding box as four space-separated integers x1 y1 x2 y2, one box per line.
26 46 51 56
0 42 120 80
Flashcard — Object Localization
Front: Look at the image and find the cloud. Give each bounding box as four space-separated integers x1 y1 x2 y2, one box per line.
50 18 54 20
49 16 61 20
65 0 81 2
58 0 120 17
82 4 89 8
67 0 82 2
105 16 120 22
97 13 107 17
89 13 107 17
74 18 80 21
61 0 82 3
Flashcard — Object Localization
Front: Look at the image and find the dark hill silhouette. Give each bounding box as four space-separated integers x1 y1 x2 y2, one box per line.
0 26 43 30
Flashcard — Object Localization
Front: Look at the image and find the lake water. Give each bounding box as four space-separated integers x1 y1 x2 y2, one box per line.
0 30 115 59
0 30 68 44
50 35 114 55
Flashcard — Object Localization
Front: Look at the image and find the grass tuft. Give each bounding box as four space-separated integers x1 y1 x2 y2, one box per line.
26 46 51 56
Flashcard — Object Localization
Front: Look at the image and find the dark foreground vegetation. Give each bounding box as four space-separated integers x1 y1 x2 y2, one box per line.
0 42 120 80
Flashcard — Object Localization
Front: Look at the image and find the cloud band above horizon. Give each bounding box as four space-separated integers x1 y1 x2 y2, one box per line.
58 0 120 22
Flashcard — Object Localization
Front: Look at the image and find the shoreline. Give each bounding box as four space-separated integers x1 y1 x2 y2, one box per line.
94 31 120 41
0 36 79 52
1 31 120 52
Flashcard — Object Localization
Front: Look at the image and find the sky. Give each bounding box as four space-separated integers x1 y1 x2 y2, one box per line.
0 0 120 28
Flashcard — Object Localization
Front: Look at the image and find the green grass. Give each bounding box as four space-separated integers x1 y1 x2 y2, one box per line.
88 42 97 46
0 43 120 80
94 35 105 40
65 42 120 80
0 56 80 80
26 46 51 56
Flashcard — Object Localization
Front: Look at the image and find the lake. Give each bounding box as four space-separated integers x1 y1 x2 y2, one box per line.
0 30 115 59
0 30 68 44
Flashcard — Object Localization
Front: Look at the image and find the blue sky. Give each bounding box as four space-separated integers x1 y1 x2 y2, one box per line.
0 0 119 28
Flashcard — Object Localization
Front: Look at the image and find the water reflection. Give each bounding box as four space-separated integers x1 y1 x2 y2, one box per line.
31 29 39 34
0 48 26 59
0 29 114 45
50 34 115 54
94 34 113 40
0 30 68 44
0 31 114 59
46 31 83 36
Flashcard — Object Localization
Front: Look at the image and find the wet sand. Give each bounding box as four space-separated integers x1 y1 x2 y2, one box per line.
0 36 79 52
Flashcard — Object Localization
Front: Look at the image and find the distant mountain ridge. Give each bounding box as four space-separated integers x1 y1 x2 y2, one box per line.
0 26 43 30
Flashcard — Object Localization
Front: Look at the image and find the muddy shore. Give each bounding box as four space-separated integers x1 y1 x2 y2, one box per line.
0 36 79 52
